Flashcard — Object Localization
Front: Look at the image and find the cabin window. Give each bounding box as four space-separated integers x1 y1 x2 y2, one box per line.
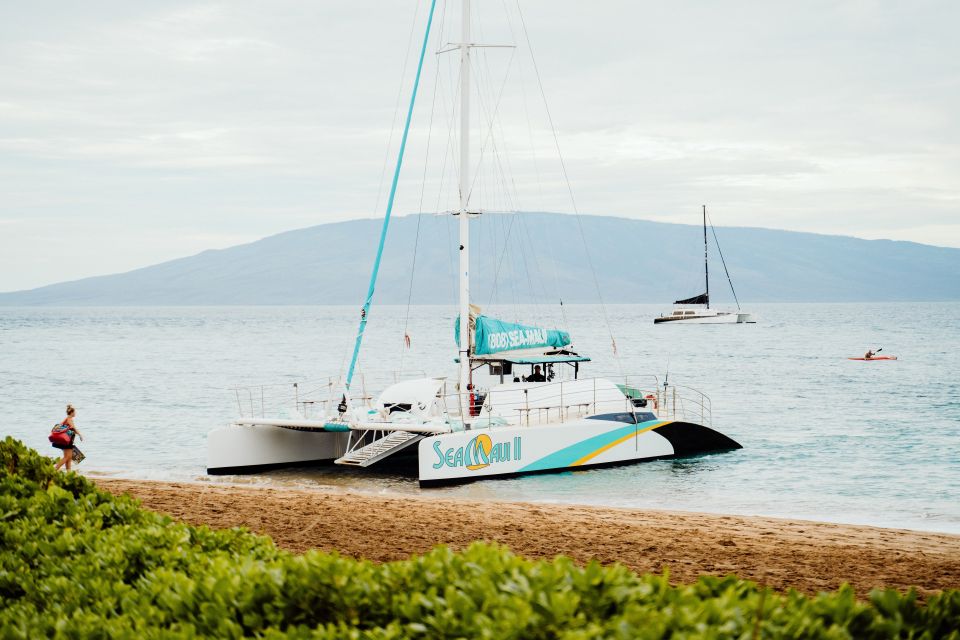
383 403 412 414
684 310 696 315
673 311 683 316
587 412 657 425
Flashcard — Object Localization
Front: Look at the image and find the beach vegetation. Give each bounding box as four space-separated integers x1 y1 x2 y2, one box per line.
2 436 958 638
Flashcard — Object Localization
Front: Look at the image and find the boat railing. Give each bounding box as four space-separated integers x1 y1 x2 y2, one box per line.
228 372 712 429
438 375 712 428
230 377 341 419
659 384 712 427
229 369 429 419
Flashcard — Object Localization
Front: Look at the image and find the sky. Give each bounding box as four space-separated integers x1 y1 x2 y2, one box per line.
1 0 958 292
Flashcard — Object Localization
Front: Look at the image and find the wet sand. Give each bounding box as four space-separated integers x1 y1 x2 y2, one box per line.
95 478 960 599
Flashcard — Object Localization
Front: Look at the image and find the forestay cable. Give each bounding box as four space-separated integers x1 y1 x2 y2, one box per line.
707 211 742 311
345 0 439 391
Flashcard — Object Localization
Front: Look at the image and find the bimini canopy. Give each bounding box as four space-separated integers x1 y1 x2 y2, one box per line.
376 378 445 418
675 292 708 305
455 314 571 356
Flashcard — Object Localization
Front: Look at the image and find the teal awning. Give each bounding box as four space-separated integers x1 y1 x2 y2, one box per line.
455 314 571 356
456 354 590 364
498 355 590 365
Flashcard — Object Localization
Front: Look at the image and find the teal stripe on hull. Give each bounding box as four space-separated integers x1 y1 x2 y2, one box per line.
518 420 664 473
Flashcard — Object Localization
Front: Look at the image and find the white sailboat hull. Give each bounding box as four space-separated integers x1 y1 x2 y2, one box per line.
207 423 348 475
417 417 739 485
654 310 754 324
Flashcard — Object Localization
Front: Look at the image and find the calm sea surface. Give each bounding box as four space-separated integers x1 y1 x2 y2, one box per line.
1 303 958 533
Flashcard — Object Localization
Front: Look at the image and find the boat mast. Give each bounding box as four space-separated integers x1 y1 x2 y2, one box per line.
457 0 472 414
703 204 709 309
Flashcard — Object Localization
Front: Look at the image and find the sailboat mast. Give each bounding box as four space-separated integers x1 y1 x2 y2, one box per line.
703 204 709 309
457 0 472 410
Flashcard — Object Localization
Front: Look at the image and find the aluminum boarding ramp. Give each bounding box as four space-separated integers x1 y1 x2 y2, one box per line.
334 430 424 467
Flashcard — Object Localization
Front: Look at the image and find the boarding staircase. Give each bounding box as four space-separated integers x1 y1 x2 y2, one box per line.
334 430 424 467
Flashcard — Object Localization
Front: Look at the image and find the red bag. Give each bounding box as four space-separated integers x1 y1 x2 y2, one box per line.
49 425 71 447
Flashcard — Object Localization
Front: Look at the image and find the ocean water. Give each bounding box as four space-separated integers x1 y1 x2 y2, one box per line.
1 303 958 533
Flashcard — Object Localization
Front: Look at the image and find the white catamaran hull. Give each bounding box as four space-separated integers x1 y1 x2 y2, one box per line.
418 417 738 485
207 423 347 475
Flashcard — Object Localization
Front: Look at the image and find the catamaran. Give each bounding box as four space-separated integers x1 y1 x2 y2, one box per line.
207 0 742 484
654 206 754 324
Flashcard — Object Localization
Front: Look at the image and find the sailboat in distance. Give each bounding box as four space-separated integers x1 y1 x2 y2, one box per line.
206 0 742 483
654 206 755 324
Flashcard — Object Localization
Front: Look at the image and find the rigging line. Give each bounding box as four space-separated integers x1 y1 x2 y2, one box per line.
524 213 567 327
345 0 438 391
481 28 526 218
515 0 622 370
500 214 523 322
477 6 526 222
486 210 497 307
444 64 463 201
400 1 447 371
486 210 518 306
481 130 518 218
371 2 424 219
496 218 518 322
431 45 460 296
473 78 529 306
470 50 524 218
706 210 742 311
517 213 563 328
503 0 545 211
338 1 424 375
501 1 563 327
513 214 540 316
486 76 524 214
465 49 517 206
481 111 554 325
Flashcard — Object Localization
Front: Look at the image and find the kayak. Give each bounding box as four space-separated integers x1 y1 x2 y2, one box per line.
847 356 898 361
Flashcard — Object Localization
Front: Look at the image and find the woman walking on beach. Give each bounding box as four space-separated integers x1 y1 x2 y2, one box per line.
52 404 83 471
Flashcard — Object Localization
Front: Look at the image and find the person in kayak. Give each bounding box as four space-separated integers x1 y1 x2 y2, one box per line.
864 349 875 360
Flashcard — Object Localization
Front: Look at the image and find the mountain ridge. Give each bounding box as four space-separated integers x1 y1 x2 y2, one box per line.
2 212 958 305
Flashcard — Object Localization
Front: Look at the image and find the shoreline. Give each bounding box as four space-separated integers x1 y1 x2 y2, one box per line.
84 469 960 536
94 477 960 599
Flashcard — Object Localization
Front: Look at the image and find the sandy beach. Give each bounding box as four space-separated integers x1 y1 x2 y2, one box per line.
93 478 960 599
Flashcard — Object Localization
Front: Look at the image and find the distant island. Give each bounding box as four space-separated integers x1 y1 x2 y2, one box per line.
1 212 958 305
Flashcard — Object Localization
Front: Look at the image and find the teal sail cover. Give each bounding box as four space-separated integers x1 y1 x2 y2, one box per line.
455 315 571 356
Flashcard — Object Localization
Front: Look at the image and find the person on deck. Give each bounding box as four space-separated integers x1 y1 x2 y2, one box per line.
52 404 84 472
526 365 546 382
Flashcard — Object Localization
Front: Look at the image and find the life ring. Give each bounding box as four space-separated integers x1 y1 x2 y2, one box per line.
644 394 658 410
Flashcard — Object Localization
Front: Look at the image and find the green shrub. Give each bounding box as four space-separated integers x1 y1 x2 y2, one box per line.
1 436 958 638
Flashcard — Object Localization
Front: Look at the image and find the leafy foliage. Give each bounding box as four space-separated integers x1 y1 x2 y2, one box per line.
1 436 958 638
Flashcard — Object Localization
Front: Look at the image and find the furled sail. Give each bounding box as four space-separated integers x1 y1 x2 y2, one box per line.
455 314 571 356
674 293 709 305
